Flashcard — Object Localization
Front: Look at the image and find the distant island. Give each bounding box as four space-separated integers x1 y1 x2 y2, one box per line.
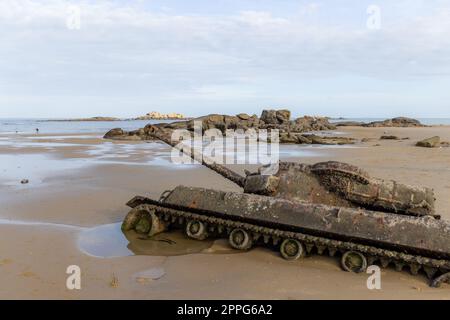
133 111 188 120
42 112 190 122
42 116 121 122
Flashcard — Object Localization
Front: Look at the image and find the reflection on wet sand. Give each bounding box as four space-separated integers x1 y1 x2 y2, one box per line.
77 222 213 258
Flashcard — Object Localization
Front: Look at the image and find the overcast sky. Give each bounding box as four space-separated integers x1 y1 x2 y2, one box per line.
1 0 450 118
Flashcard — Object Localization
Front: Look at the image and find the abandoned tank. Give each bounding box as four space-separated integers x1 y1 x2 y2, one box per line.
114 123 448 287
123 185 450 287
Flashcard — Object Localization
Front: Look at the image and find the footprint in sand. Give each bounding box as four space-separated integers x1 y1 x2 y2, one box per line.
134 267 166 285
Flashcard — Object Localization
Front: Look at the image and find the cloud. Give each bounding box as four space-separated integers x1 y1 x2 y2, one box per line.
0 0 450 117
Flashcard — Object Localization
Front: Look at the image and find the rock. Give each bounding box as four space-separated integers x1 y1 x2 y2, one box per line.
441 141 450 147
104 128 124 139
365 117 424 128
236 113 250 120
361 138 374 143
335 121 366 127
279 132 300 144
104 109 338 144
297 135 313 144
416 136 441 148
20 179 29 184
293 116 336 131
380 135 399 140
309 135 355 145
260 110 279 124
104 128 148 141
276 109 291 123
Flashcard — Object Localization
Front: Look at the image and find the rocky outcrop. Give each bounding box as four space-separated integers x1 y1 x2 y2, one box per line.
335 117 425 128
104 109 349 145
134 111 187 120
366 117 424 127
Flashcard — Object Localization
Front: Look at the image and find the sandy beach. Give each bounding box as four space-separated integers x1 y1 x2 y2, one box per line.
1 126 450 300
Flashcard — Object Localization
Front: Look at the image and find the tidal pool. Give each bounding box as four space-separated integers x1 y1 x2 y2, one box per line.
77 222 213 258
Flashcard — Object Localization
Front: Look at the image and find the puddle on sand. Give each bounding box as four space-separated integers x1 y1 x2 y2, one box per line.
77 222 213 258
0 153 91 187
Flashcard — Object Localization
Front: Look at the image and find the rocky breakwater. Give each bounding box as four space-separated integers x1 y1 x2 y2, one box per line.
104 109 354 145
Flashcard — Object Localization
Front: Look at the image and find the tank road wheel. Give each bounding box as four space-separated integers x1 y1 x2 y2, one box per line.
280 239 305 261
229 228 253 250
341 251 368 273
122 205 167 237
431 272 450 288
185 220 208 240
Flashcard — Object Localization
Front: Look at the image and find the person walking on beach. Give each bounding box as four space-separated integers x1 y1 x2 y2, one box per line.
35 128 39 134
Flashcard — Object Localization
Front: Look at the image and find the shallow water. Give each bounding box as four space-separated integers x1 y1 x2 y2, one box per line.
78 223 213 258
0 217 213 258
0 119 172 135
0 153 91 186
0 134 353 188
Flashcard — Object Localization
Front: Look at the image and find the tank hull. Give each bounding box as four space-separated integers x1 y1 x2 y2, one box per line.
160 186 450 260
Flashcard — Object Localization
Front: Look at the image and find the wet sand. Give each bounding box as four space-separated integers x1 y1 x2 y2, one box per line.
1 127 450 299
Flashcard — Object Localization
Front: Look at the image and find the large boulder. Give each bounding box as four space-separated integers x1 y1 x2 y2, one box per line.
416 136 441 148
104 128 124 139
260 109 292 125
276 109 291 123
260 110 279 124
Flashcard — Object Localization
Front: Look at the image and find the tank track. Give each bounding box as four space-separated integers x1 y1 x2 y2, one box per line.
130 199 450 287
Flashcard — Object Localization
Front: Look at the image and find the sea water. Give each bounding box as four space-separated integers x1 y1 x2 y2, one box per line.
0 119 173 135
1 118 450 135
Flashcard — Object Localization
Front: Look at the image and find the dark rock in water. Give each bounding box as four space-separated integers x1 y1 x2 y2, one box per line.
416 136 441 148
335 121 366 127
104 128 124 139
365 117 424 128
380 135 400 140
104 128 150 141
21 179 29 184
